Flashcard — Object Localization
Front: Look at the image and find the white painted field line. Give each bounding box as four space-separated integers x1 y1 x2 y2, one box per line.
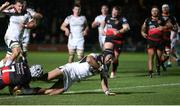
65 83 180 94
0 95 34 100
0 82 180 100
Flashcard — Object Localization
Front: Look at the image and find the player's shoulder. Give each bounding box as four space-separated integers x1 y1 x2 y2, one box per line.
169 15 177 21
66 15 73 20
144 17 151 22
80 15 86 19
120 16 127 21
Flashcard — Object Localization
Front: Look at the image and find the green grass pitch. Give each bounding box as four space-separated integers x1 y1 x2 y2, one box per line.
0 51 180 105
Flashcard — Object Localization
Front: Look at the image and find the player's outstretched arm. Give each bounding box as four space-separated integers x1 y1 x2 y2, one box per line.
0 2 10 12
100 74 116 96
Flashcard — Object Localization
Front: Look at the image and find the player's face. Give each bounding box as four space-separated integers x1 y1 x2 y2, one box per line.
112 8 119 17
151 8 159 17
162 7 169 14
101 6 108 15
73 6 81 16
14 2 23 13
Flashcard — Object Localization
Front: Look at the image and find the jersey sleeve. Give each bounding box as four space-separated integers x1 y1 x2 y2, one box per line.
121 17 128 25
144 18 149 27
170 16 177 25
64 16 70 24
94 16 99 23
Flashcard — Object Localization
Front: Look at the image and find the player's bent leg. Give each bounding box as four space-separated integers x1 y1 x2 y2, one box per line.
47 68 64 80
5 46 21 66
102 48 114 78
77 49 84 60
156 49 163 74
111 48 121 78
68 49 75 63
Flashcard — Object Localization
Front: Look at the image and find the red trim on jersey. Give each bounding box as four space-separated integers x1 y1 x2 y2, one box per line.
1 66 10 85
104 28 115 36
146 36 161 42
113 40 124 44
147 28 162 42
148 28 162 36
115 33 123 37
2 72 10 85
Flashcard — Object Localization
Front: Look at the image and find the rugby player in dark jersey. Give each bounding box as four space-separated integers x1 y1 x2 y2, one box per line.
0 61 43 95
161 4 179 67
102 6 130 78
141 6 169 77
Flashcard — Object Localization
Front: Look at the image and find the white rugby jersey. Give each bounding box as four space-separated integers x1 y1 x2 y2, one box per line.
64 15 87 40
94 15 106 36
61 53 100 81
4 8 35 41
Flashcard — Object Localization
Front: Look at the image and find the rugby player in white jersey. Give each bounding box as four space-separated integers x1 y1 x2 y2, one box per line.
39 53 115 96
61 4 89 63
0 0 25 69
0 0 42 69
92 5 109 50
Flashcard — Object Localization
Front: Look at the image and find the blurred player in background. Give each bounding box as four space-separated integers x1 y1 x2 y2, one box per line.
39 53 115 96
0 0 42 69
92 5 109 50
102 6 130 78
61 4 89 63
141 6 169 77
161 4 179 67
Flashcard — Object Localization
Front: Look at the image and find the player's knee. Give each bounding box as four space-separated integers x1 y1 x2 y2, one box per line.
68 50 75 62
77 50 84 60
102 49 114 64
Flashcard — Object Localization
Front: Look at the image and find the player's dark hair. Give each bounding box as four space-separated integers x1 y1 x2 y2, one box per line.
73 4 81 9
15 0 25 4
101 4 108 9
151 5 159 10
112 6 121 14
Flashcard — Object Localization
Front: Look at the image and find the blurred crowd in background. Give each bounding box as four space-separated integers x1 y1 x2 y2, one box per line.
0 0 179 51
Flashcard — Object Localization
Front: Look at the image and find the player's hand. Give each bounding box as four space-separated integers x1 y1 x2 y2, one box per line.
1 2 10 7
105 90 116 96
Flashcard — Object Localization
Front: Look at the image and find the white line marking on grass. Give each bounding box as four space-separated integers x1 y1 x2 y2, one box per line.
0 83 180 100
0 95 34 100
65 83 180 94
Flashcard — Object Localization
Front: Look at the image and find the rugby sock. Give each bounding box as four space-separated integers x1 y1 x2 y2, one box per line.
0 60 4 68
38 73 48 81
112 60 119 73
4 57 13 66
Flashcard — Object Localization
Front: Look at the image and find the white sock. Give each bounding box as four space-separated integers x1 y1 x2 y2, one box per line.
5 57 13 66
0 60 4 68
167 61 171 65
